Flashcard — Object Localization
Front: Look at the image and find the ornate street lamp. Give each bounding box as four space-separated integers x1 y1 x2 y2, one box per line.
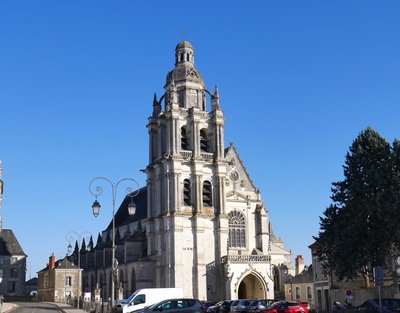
89 177 139 307
66 231 92 309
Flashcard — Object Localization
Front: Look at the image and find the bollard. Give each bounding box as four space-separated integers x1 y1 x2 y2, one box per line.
0 295 4 313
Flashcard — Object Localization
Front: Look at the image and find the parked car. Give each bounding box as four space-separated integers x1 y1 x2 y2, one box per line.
202 301 219 310
133 298 206 313
264 301 308 313
207 300 234 313
355 299 400 313
248 300 275 313
230 300 253 313
299 302 310 311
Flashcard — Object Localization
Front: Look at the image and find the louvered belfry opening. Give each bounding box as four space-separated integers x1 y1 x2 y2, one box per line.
181 127 189 150
202 181 212 207
200 129 209 152
183 179 191 206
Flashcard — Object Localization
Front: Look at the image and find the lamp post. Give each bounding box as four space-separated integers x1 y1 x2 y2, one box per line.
66 231 92 309
89 177 139 307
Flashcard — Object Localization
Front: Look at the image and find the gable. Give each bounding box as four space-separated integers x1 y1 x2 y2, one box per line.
224 143 257 193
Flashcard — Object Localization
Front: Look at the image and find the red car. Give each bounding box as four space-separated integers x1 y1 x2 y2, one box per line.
264 301 308 313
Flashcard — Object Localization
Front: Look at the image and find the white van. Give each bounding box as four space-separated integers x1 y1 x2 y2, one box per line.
116 288 184 313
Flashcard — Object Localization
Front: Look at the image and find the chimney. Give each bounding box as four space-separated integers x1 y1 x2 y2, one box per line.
295 255 304 275
49 252 56 269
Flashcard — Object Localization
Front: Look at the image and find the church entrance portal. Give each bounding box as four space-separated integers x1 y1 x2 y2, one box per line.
238 274 265 299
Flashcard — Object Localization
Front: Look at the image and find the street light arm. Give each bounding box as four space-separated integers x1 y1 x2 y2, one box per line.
88 176 140 308
89 177 140 206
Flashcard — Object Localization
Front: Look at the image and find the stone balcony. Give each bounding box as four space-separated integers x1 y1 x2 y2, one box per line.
180 150 214 161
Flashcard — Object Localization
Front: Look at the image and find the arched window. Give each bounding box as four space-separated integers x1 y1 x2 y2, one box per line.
202 181 212 207
273 267 280 291
200 129 209 152
183 179 191 206
131 268 136 295
181 127 189 150
228 210 246 248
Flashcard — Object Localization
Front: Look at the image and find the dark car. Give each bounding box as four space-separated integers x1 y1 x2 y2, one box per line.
355 299 400 313
264 301 308 313
230 300 253 313
248 300 275 313
203 301 219 310
207 301 234 313
134 298 206 313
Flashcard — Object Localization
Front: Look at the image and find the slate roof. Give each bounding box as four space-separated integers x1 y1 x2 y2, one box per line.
0 229 26 256
292 265 313 284
109 187 148 230
37 256 78 273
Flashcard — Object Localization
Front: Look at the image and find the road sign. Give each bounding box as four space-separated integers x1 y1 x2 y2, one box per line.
345 289 353 299
374 266 384 286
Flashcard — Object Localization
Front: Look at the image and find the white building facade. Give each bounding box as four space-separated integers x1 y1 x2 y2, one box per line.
83 41 292 301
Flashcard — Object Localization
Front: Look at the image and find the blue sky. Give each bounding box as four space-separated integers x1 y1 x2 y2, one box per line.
1 1 400 278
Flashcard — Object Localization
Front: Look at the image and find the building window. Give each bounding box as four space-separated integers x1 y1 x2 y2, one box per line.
307 286 312 300
200 129 209 152
228 210 246 248
44 273 49 288
273 267 280 291
202 181 212 207
8 281 16 293
66 276 72 286
181 127 189 150
10 268 18 278
295 287 300 300
183 179 191 206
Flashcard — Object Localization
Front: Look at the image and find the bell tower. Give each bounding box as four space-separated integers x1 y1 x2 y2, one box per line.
146 41 229 299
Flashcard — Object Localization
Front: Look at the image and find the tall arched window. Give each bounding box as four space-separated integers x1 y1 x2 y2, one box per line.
183 179 191 206
200 129 209 152
131 268 136 295
181 127 189 150
228 210 246 248
202 181 212 207
273 267 280 291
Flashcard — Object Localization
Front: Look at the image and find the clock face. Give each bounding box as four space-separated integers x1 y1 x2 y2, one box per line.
230 170 239 181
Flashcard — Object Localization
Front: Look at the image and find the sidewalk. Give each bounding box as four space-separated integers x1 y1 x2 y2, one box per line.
53 303 87 313
0 302 86 313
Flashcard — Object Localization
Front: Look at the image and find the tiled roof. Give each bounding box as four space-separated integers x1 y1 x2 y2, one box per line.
0 229 26 256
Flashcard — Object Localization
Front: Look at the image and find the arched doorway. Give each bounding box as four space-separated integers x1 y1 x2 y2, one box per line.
130 267 137 294
238 273 265 299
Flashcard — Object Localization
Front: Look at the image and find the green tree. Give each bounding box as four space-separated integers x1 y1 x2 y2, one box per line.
315 127 399 286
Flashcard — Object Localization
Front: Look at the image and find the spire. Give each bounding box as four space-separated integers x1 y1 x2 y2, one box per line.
153 93 161 117
212 85 220 110
87 235 94 252
80 237 87 254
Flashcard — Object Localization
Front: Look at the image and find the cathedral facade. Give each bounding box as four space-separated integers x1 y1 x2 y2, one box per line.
81 41 292 301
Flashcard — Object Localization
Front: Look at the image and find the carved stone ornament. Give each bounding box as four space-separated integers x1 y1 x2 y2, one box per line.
229 170 239 182
186 68 199 78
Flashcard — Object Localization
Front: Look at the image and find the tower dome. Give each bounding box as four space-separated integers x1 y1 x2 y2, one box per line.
166 40 204 87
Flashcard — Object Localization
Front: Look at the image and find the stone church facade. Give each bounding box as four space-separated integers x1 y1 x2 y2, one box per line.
81 41 292 301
